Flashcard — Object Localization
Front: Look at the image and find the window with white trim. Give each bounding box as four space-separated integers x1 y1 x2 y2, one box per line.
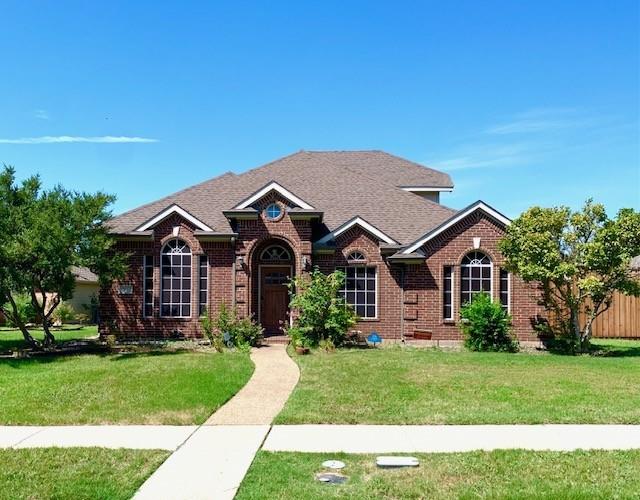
460 251 492 306
339 266 377 319
443 265 454 320
260 245 291 261
143 255 153 317
499 268 510 312
199 255 208 316
346 251 366 262
160 239 192 317
265 203 282 220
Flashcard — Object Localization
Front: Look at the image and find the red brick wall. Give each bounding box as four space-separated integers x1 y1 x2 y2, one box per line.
101 208 543 342
404 211 544 341
99 213 235 339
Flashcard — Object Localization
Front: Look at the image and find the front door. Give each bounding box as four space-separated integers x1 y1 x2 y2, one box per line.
260 266 291 334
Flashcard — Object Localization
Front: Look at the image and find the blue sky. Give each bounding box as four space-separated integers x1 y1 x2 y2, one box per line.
1 1 638 218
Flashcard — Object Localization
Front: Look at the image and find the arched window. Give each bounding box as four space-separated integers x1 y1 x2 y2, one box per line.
260 245 291 261
346 251 366 262
161 239 192 317
460 251 492 305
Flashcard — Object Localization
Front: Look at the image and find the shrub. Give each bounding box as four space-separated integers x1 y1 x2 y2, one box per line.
200 303 262 351
51 302 76 325
4 294 37 327
459 293 519 352
288 268 357 347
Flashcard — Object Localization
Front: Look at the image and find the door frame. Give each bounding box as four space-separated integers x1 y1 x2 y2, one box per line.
258 264 293 330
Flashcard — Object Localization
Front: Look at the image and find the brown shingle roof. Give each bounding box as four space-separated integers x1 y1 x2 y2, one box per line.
109 151 458 245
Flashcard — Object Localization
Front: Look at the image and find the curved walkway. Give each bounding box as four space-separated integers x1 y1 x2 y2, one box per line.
135 344 299 500
205 344 300 425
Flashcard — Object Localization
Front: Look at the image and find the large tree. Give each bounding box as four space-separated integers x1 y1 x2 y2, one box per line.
0 166 126 348
499 200 640 351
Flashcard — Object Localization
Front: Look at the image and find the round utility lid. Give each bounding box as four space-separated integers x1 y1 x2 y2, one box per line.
322 460 346 469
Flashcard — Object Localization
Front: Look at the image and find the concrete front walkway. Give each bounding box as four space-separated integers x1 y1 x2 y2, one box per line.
264 424 640 453
205 344 299 425
135 344 299 500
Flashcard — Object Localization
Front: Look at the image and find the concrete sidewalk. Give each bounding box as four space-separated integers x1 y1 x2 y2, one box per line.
134 425 269 500
0 425 196 450
264 424 640 453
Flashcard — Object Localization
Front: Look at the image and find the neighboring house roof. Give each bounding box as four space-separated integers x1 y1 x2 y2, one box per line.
108 150 458 245
631 256 640 270
71 266 99 284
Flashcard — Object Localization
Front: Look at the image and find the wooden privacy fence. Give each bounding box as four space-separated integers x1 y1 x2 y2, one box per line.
584 291 640 339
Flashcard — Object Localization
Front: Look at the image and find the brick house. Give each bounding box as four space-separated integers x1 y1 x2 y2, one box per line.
101 151 543 342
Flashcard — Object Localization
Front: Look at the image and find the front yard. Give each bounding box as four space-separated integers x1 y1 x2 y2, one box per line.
0 350 253 425
276 340 640 424
0 325 99 352
237 449 640 499
0 447 168 500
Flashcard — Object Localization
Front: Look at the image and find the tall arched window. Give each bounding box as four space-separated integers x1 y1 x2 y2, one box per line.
460 251 492 305
161 239 192 317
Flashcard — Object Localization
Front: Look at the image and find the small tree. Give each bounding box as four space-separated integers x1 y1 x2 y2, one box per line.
288 268 357 346
499 200 640 351
460 293 518 352
0 166 126 348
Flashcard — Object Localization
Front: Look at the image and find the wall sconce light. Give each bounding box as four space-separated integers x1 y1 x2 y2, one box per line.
301 255 310 270
237 256 245 269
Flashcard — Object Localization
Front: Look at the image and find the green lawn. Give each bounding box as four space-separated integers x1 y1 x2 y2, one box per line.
276 341 640 424
0 350 253 424
0 325 98 351
0 447 168 500
237 450 640 499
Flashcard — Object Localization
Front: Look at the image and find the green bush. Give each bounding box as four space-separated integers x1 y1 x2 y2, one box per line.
51 302 76 325
3 293 37 327
200 303 262 351
459 293 518 352
288 268 357 347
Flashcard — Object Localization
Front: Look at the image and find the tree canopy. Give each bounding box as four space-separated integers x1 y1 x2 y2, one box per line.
499 199 640 351
0 166 125 347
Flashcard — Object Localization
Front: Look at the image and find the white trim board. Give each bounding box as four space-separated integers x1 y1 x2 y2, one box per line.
234 181 314 210
402 201 511 255
316 217 398 245
135 204 213 232
400 187 454 192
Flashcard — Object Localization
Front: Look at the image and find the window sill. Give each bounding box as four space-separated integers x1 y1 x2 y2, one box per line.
443 319 456 325
357 318 380 322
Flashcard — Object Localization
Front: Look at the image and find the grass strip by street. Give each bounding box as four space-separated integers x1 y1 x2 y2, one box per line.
0 447 168 500
237 449 640 499
276 340 640 424
0 351 253 425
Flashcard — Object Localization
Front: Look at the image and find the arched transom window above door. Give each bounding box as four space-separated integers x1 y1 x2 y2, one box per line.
260 244 292 262
460 250 492 305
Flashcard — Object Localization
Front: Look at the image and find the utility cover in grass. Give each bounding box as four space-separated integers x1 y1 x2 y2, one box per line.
315 472 347 484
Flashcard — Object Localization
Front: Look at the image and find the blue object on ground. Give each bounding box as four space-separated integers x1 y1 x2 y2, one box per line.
367 332 382 346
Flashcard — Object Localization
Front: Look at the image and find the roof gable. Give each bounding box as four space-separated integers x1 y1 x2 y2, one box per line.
316 216 398 245
402 200 510 254
233 181 315 210
135 204 214 232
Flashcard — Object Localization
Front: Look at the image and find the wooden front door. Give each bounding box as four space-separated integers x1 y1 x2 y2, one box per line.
260 266 291 334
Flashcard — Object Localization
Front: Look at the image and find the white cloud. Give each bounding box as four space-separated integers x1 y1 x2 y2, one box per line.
428 143 533 171
0 135 158 144
485 107 596 135
33 109 50 120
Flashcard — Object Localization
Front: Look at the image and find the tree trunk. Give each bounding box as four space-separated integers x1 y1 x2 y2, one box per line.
570 308 582 353
41 320 56 348
3 295 40 349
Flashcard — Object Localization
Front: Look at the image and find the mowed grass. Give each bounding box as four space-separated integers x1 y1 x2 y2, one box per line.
276 341 640 424
0 447 168 500
0 351 253 424
0 325 98 351
237 450 640 500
